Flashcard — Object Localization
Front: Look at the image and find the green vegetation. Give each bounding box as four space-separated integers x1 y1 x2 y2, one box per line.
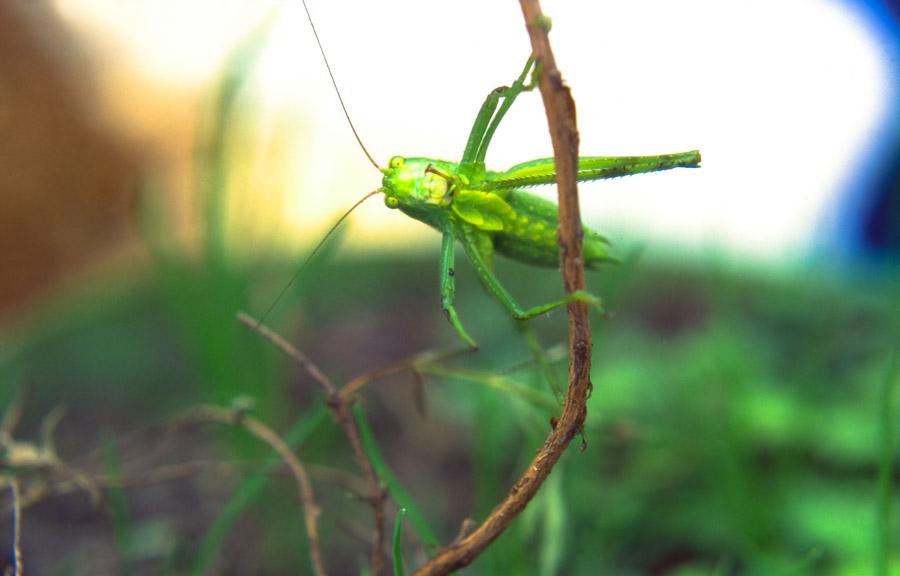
2 244 898 574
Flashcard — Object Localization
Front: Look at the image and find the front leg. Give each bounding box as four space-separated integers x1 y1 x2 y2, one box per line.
460 57 537 173
457 223 603 320
440 223 478 349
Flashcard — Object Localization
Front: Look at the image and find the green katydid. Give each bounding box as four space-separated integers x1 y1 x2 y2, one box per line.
272 1 701 349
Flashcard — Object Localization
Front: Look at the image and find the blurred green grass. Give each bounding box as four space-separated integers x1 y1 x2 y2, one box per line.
2 247 898 574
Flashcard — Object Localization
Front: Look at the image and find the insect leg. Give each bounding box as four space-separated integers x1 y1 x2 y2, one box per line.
460 89 503 168
485 151 702 191
474 57 537 166
458 224 602 321
460 57 537 170
440 224 478 349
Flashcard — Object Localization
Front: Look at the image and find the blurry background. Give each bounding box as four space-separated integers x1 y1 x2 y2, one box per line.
0 0 899 574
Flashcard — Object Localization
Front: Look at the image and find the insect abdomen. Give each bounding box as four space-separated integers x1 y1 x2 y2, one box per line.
493 190 615 268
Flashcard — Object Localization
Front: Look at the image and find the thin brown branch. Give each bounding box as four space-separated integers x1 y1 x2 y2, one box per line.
307 463 369 497
9 479 22 576
11 460 255 511
189 405 327 576
340 346 471 401
237 311 388 576
0 405 102 509
413 1 593 573
236 311 336 394
9 458 369 518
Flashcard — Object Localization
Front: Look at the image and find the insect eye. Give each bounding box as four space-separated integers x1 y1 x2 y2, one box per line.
384 195 400 209
389 156 404 169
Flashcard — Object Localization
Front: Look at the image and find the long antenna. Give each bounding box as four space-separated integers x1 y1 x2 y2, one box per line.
300 0 383 172
257 189 381 326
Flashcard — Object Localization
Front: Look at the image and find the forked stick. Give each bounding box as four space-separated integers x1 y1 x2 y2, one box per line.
237 312 388 576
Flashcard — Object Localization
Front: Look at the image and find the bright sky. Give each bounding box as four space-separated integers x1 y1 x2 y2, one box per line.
55 0 893 264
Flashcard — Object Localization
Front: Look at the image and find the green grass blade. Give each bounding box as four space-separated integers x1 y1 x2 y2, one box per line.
190 403 328 575
352 404 440 547
393 508 407 576
876 353 897 576
419 365 556 412
198 12 275 266
539 469 565 576
103 435 134 574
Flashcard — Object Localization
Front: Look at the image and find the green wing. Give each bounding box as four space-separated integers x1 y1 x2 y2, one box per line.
451 190 514 232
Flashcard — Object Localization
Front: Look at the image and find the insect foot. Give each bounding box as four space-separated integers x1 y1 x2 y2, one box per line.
568 290 604 312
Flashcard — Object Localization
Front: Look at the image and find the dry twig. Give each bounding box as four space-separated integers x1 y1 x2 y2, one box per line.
0 403 101 513
412 1 593 572
341 347 471 401
10 460 247 511
237 312 388 576
8 480 22 576
186 405 327 576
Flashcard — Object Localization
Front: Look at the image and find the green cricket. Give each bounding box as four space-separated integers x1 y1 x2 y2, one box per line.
280 1 701 349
